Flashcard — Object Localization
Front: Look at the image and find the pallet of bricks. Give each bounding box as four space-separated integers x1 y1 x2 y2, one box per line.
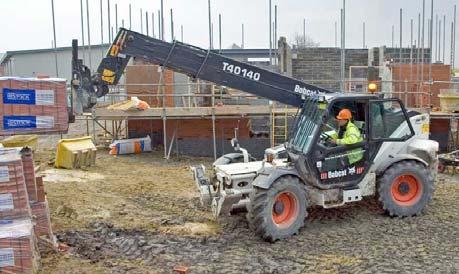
0 77 68 135
0 147 55 273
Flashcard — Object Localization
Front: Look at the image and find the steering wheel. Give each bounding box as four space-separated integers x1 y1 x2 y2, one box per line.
320 132 332 141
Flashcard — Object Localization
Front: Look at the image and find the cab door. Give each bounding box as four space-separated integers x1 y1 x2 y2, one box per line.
309 99 371 188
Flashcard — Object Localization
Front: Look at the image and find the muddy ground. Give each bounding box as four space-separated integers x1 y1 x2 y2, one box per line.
33 121 459 274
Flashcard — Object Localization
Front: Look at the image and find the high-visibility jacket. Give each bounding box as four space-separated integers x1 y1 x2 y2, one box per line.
332 121 363 164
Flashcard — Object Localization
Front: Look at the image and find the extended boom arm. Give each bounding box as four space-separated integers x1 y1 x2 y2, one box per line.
74 28 333 110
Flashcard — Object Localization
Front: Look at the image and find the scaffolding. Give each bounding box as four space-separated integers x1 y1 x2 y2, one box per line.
79 77 459 158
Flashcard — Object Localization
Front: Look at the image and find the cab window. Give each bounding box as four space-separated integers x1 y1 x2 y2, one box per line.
370 100 414 140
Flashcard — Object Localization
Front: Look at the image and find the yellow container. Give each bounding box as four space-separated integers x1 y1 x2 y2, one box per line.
438 94 459 112
0 135 38 151
55 136 97 169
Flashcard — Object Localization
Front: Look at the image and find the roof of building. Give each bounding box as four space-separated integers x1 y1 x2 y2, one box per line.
5 43 110 56
0 43 273 66
0 53 6 65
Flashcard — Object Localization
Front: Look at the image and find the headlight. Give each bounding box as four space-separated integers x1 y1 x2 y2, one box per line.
266 153 274 163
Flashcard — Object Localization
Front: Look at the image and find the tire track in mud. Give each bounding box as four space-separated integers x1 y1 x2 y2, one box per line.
58 188 459 274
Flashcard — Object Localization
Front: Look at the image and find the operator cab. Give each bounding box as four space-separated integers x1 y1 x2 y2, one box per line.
287 93 415 189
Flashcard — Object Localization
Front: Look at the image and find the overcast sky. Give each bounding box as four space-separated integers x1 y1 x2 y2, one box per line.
1 0 457 66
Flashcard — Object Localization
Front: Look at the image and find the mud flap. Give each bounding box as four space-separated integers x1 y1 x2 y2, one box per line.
190 165 213 206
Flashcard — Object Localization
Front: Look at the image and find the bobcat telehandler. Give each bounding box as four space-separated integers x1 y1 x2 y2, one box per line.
73 28 439 242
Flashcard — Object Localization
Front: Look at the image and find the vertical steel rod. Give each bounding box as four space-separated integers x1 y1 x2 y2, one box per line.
303 18 306 46
335 21 338 48
399 9 403 94
80 0 86 62
275 5 278 64
100 0 103 44
392 25 394 48
170 9 174 41
219 14 222 53
152 13 155 38
269 0 272 64
451 21 455 69
100 0 104 59
341 0 346 92
421 0 425 85
181 25 183 42
86 0 92 70
443 15 446 63
435 14 438 61
115 3 118 31
140 8 143 34
363 22 366 48
453 5 457 71
161 0 167 41
129 3 132 30
146 11 149 36
107 0 111 42
428 0 433 108
158 10 161 40
208 0 212 48
51 0 58 77
241 24 245 48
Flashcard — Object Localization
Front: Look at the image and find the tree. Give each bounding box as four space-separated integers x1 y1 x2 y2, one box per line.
291 33 320 49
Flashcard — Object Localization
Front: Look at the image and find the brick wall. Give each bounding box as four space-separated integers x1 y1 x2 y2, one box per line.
291 48 368 91
290 47 433 92
125 65 175 107
127 117 271 158
382 47 431 64
391 63 451 108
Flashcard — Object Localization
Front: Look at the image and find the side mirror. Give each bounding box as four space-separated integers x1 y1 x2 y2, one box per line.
231 138 240 151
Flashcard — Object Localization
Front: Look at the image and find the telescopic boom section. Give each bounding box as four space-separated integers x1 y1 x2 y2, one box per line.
95 28 333 107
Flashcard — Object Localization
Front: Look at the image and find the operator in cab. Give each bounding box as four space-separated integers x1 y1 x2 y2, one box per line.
330 109 363 165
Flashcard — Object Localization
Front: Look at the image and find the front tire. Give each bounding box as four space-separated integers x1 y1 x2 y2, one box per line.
378 161 434 217
247 176 307 242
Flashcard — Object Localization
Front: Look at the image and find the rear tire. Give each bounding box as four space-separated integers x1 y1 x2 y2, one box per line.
247 176 307 242
378 161 434 217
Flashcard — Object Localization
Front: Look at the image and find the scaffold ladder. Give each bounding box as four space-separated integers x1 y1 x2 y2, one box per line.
271 106 289 146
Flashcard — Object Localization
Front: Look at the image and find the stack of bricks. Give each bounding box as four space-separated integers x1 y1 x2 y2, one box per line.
0 147 54 272
0 152 31 220
0 77 68 135
0 219 40 273
30 176 54 241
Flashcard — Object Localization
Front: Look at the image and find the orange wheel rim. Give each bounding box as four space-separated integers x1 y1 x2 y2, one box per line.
272 192 299 228
391 174 423 206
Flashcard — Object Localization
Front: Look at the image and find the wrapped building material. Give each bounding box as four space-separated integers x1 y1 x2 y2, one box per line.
0 219 40 273
0 135 38 151
0 153 31 219
0 77 68 135
54 136 97 169
0 147 38 203
109 136 152 155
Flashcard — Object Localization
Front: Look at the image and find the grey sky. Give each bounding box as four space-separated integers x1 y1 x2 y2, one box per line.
1 0 457 66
